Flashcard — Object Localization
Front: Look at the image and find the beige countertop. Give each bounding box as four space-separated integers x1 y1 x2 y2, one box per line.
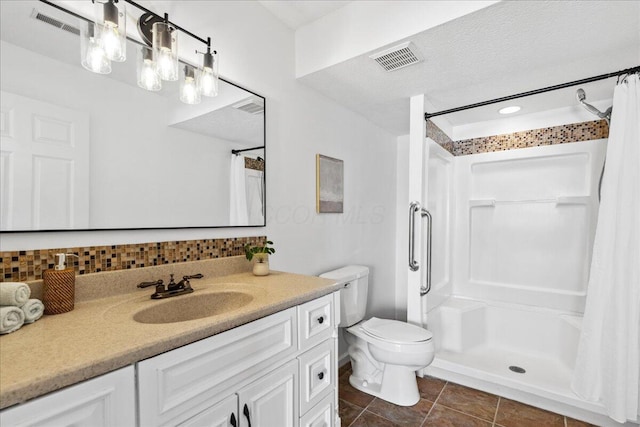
0 270 339 410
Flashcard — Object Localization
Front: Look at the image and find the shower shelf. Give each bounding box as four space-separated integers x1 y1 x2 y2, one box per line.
469 196 591 207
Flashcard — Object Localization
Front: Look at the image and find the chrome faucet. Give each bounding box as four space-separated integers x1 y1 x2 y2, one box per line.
137 273 204 299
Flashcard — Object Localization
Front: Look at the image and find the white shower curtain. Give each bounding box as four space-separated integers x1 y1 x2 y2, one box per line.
572 74 640 423
230 154 248 225
245 169 265 225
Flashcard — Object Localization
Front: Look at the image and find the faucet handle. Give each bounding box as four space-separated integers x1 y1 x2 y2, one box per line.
180 273 203 290
138 279 163 289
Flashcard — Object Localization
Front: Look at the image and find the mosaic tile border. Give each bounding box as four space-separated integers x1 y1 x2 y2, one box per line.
426 120 454 154
245 157 265 171
453 119 609 156
1 236 266 282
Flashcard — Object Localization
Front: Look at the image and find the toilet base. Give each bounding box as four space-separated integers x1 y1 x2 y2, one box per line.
348 364 421 407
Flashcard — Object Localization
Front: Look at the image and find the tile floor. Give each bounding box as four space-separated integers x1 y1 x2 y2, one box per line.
338 364 596 427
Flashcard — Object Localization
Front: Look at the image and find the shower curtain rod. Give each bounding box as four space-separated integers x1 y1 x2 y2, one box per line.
231 146 265 155
424 65 640 120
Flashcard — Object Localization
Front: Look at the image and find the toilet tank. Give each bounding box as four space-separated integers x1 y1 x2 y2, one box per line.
320 265 369 327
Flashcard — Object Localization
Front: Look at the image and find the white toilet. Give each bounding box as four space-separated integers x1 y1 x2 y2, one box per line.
320 265 435 406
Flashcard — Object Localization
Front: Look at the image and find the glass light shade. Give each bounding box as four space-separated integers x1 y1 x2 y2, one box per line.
152 21 178 81
180 66 201 105
80 21 111 74
199 50 219 97
137 46 161 91
95 0 126 62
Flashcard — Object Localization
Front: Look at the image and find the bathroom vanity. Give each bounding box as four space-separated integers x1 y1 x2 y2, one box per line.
0 265 340 427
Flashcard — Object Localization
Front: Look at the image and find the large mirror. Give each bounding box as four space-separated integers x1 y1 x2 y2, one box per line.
0 1 265 231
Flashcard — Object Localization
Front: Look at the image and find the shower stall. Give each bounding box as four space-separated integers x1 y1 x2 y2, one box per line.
418 139 613 424
402 72 639 426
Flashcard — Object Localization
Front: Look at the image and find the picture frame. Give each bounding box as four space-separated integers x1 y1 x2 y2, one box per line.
316 154 344 213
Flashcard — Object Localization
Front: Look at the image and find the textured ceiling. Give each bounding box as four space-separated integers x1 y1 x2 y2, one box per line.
298 1 640 136
257 0 352 30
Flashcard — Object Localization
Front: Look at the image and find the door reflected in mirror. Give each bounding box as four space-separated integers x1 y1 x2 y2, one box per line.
0 1 265 231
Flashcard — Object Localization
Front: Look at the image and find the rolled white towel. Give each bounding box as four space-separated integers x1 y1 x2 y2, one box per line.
0 282 31 306
21 299 44 324
0 306 25 334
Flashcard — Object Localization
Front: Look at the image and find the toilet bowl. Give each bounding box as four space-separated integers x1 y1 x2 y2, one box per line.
346 317 434 406
319 265 435 407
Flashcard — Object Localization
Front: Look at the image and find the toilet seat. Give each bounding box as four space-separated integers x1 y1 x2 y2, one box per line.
359 317 433 345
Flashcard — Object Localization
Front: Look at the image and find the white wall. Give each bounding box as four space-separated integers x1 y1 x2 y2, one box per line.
1 2 398 321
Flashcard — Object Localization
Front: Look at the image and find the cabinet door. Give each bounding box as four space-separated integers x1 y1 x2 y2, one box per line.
300 392 335 427
0 366 135 427
178 394 238 427
238 360 298 427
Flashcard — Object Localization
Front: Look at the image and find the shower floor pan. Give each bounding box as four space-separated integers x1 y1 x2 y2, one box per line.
424 297 639 427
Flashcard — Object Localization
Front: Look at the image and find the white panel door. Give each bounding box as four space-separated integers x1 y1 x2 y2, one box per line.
238 360 298 427
0 91 89 230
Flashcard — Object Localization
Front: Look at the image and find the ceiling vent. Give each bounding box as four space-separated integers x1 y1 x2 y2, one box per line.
370 42 423 72
30 8 80 36
232 97 264 115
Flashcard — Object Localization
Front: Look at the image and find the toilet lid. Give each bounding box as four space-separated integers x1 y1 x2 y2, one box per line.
361 317 433 343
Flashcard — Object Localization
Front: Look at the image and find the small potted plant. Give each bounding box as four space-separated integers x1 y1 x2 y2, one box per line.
245 240 276 276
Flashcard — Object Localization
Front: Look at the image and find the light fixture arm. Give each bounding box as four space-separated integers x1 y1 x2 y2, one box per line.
122 0 210 47
196 37 216 70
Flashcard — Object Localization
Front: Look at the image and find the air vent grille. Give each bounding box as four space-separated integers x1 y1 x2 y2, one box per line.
232 97 264 115
370 42 423 72
31 9 80 36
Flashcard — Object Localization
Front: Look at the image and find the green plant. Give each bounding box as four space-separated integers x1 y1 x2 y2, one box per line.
244 240 276 262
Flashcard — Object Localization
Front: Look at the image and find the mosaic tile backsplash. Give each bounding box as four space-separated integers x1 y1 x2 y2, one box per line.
1 236 266 282
452 119 609 156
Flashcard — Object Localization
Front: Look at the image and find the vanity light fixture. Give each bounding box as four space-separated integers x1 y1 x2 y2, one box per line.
80 21 111 74
152 14 178 81
95 0 126 62
67 0 218 101
180 65 201 105
137 45 161 91
198 37 219 97
498 105 521 115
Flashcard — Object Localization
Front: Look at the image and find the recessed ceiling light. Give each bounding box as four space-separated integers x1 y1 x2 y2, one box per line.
498 106 521 115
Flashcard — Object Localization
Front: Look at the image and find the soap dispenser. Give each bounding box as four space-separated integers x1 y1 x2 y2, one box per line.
43 253 78 315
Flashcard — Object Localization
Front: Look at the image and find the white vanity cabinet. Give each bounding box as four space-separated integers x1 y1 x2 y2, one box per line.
0 366 135 427
138 291 340 427
0 291 340 427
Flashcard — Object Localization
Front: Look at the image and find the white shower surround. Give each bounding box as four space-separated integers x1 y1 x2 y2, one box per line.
415 139 639 426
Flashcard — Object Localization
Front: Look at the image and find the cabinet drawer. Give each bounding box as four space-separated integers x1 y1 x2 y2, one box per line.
298 293 334 350
298 339 335 415
300 392 335 427
138 308 297 426
0 366 135 427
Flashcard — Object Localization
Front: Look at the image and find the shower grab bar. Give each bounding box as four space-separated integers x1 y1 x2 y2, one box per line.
408 201 421 271
408 201 433 295
421 208 432 296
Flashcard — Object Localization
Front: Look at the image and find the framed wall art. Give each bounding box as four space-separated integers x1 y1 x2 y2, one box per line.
316 154 344 213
